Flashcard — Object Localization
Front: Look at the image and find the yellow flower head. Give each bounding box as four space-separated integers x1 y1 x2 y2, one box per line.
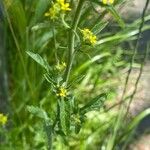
89 35 97 45
56 86 67 97
45 0 71 19
45 3 60 20
60 3 71 11
102 0 114 5
81 28 97 45
56 62 66 71
57 0 71 11
57 0 64 4
0 113 8 125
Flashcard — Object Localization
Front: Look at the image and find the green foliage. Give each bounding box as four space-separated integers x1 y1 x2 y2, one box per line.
80 93 106 114
27 105 49 121
2 0 150 149
26 51 50 71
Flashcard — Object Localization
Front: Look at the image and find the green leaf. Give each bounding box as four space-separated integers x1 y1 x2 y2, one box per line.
65 100 71 133
27 105 49 121
44 123 52 150
91 1 125 28
30 0 50 25
80 93 107 114
68 75 85 88
31 22 51 31
75 53 110 75
26 51 50 70
58 99 71 135
5 0 27 39
75 121 82 134
124 108 150 137
44 73 56 86
74 114 84 134
35 30 55 51
91 21 108 35
106 6 125 28
58 99 67 135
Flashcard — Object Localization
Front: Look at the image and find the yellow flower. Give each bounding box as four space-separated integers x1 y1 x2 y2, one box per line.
45 0 71 19
57 0 71 11
102 0 114 5
109 0 114 4
57 0 64 5
62 62 66 67
60 3 71 11
0 113 8 125
102 0 107 4
56 62 66 71
72 114 81 124
89 35 97 45
56 87 67 97
81 28 97 45
45 3 60 19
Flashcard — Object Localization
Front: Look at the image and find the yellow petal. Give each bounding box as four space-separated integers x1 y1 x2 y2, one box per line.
44 12 50 16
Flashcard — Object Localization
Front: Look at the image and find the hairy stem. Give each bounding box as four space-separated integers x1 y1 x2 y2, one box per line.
64 0 85 84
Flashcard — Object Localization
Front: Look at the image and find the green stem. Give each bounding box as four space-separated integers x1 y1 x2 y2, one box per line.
64 0 85 84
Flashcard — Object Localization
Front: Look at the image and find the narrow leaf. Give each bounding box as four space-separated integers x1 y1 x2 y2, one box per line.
80 93 107 114
58 99 67 135
106 6 125 28
44 123 52 150
91 21 108 35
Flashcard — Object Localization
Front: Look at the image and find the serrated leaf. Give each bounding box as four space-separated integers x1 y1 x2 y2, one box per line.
65 100 71 133
26 51 50 71
58 99 67 135
58 99 71 135
80 93 107 114
44 123 52 150
27 105 49 121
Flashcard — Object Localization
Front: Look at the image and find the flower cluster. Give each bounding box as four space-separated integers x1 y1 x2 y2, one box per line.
56 86 68 97
0 113 7 125
56 62 66 71
45 0 71 20
81 28 97 45
102 0 114 5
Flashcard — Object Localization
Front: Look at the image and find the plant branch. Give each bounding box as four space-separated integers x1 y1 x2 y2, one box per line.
64 0 85 84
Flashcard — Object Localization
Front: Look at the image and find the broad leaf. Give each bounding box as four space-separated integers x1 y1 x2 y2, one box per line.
27 105 49 121
26 51 50 71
